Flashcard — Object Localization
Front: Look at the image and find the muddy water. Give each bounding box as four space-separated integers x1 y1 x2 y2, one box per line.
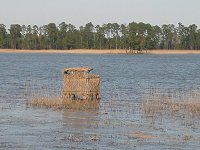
1 53 200 149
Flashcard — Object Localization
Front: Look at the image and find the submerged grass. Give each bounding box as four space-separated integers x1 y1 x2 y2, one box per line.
134 131 159 140
30 95 100 110
25 80 100 110
143 90 200 118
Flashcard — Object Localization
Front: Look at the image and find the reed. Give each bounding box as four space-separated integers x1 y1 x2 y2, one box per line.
143 90 200 118
26 82 100 110
30 95 100 110
183 100 200 117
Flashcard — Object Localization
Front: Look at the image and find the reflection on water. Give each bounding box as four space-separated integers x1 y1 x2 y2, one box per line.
1 53 200 149
63 110 99 129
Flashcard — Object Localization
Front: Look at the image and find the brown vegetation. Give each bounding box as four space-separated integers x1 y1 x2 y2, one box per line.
30 95 100 110
1 49 200 54
134 131 159 140
26 67 100 110
143 90 200 118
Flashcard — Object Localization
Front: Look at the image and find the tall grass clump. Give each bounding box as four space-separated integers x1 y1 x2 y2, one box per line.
142 89 200 118
30 95 100 110
25 79 100 110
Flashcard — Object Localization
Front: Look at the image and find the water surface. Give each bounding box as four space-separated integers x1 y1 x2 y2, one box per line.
1 53 200 149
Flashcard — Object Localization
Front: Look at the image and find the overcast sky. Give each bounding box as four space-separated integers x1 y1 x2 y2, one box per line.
0 0 199 28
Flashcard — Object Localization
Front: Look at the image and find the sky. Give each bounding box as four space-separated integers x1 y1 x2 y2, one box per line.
0 0 200 28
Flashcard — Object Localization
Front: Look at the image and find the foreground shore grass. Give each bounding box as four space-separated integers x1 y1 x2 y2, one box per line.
1 49 200 54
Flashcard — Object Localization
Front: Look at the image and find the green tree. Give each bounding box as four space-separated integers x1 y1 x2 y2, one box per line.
0 24 7 48
2 22 200 50
57 22 68 49
188 24 198 49
127 22 138 49
196 29 200 49
32 25 39 49
38 25 48 49
177 23 190 49
21 25 27 49
84 22 94 49
103 23 112 49
143 24 161 50
46 23 58 49
65 24 78 49
120 24 129 49
9 24 22 49
136 22 147 50
95 25 105 49
160 24 176 49
111 23 120 49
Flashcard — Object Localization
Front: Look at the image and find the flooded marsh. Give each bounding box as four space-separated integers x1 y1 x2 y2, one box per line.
1 53 200 149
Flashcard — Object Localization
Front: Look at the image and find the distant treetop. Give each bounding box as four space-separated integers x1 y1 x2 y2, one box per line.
0 22 200 50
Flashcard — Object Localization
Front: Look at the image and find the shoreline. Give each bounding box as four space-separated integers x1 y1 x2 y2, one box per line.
1 49 200 54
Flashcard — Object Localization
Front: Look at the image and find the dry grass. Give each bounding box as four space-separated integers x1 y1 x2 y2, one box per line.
30 95 100 110
143 99 180 114
25 72 100 110
1 49 200 54
183 100 200 117
143 90 200 118
148 49 200 54
134 131 159 139
0 49 127 54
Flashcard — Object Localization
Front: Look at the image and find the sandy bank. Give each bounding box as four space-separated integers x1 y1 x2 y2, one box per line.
149 49 200 54
0 49 200 54
0 49 126 54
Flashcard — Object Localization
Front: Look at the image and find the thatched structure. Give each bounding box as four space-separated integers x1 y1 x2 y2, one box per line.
63 67 100 101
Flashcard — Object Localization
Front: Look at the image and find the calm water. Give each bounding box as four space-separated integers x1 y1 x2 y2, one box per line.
1 53 200 149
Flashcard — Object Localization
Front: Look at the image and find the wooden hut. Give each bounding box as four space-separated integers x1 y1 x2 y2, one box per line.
63 67 100 101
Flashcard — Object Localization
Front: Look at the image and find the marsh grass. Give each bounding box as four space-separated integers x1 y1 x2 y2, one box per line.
143 89 200 118
29 96 99 110
25 80 100 110
30 95 100 110
134 131 159 140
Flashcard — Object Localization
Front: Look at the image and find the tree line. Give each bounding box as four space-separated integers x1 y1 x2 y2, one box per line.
0 22 200 50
